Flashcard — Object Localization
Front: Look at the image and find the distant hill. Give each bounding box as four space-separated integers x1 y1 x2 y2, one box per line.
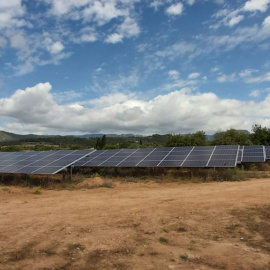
76 133 136 138
0 131 49 142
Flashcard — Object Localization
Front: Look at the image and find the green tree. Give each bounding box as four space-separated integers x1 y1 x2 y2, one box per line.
190 131 207 146
166 131 207 147
212 129 252 145
95 135 106 150
250 124 270 145
166 134 193 147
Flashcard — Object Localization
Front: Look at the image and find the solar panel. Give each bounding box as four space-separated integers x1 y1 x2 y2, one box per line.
181 146 215 167
207 145 239 167
0 150 93 174
265 146 270 160
241 145 265 163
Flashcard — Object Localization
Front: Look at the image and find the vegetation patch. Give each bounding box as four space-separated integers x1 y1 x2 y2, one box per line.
33 186 42 194
159 237 169 244
230 205 270 252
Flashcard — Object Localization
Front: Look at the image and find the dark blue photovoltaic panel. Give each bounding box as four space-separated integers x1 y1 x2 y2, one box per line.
117 157 144 167
210 154 236 159
137 160 160 167
181 147 214 167
158 160 182 167
33 167 66 174
207 159 236 167
242 157 264 162
83 162 102 167
182 160 208 167
206 145 239 168
11 167 42 174
153 147 174 152
0 150 93 174
265 146 270 160
242 145 265 162
163 155 186 161
143 155 166 161
117 162 139 167
100 156 128 163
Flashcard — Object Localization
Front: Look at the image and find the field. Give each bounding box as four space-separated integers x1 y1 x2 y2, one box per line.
0 177 270 270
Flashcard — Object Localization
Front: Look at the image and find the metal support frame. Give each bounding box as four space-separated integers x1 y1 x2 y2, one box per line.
61 165 73 182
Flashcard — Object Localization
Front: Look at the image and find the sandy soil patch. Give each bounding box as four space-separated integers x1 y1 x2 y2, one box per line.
0 178 270 270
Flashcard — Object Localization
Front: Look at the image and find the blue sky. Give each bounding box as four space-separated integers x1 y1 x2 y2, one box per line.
0 0 270 135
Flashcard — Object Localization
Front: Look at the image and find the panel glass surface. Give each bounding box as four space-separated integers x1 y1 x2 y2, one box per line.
0 150 93 174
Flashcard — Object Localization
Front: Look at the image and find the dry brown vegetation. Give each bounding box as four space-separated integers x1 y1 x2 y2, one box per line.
0 176 270 270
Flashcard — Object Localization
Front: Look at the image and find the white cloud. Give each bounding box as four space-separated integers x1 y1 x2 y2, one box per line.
227 15 244 27
168 70 180 80
73 27 97 43
2 83 270 134
0 36 7 48
245 71 270 83
244 0 270 12
105 33 123 44
211 67 219 72
118 17 140 38
262 15 270 29
186 0 195 5
9 32 27 49
156 41 196 59
50 41 64 54
188 72 200 79
217 73 236 82
0 0 26 29
166 3 184 16
239 69 258 78
82 1 128 26
249 90 260 97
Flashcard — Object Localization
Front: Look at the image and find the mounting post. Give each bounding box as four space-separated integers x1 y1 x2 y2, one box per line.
70 165 73 182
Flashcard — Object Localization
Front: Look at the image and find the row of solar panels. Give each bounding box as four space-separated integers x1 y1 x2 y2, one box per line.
0 145 268 175
76 145 267 168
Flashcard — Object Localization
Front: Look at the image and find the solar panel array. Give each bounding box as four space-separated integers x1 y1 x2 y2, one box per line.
0 145 268 175
76 145 240 168
0 150 92 174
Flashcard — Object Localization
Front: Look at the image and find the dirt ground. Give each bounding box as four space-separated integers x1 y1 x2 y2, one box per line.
0 178 270 270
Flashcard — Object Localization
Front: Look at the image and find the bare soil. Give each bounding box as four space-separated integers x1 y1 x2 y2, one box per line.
0 178 270 270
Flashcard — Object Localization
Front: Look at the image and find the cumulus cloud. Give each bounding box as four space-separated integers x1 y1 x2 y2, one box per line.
217 73 236 82
249 90 260 97
105 33 123 44
245 71 270 83
168 70 180 80
0 0 26 29
186 0 196 5
2 83 270 134
188 72 200 79
50 41 64 54
227 15 244 27
72 27 97 43
0 0 141 76
166 3 184 16
118 17 140 38
239 69 258 78
244 0 270 12
105 17 140 43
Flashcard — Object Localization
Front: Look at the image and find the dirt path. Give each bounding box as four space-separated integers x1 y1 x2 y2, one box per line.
0 178 270 270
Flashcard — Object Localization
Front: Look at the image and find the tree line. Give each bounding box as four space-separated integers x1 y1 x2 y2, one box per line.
1 124 270 151
166 125 269 147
